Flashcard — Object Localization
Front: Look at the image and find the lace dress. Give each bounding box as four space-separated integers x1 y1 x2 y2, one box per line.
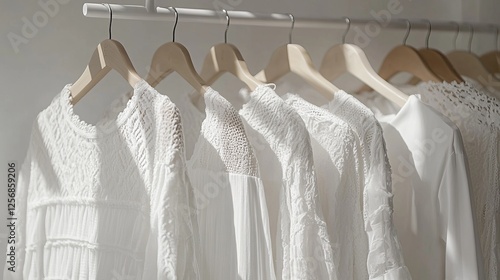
413 82 500 280
104 87 277 280
239 86 337 280
283 94 368 279
322 90 410 280
4 80 199 280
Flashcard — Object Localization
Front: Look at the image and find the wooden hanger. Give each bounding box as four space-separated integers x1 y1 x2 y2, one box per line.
199 10 263 91
447 23 500 90
479 25 500 74
357 20 442 93
254 14 338 99
69 4 141 105
406 20 464 85
320 18 407 107
144 7 208 94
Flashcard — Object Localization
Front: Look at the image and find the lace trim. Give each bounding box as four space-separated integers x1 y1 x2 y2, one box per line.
60 80 151 139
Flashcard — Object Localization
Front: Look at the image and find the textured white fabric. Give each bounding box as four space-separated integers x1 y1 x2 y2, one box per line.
322 90 411 280
406 82 500 280
4 80 200 280
283 94 369 279
359 94 481 279
239 86 337 280
186 88 276 280
103 87 277 280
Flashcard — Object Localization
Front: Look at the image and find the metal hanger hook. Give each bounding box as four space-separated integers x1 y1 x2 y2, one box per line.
467 23 474 53
223 9 230 44
168 6 179 42
288 13 295 44
490 24 499 51
402 19 411 45
102 3 112 40
451 21 460 50
423 19 432 48
342 17 351 44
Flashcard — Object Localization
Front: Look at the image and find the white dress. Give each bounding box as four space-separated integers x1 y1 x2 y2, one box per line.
358 94 481 279
4 80 199 280
322 90 411 280
105 87 277 280
412 82 500 280
283 94 369 279
239 86 336 280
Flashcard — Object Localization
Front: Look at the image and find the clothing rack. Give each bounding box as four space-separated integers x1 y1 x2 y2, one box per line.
83 1 499 32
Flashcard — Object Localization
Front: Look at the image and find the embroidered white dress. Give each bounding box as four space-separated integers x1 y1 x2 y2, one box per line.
322 90 410 280
283 94 369 279
104 87 277 280
239 86 337 280
4 80 199 280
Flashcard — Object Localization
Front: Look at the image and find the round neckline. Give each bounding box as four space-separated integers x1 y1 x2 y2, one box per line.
60 80 150 139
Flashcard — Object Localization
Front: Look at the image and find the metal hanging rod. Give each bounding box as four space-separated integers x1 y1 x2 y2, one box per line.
83 3 498 32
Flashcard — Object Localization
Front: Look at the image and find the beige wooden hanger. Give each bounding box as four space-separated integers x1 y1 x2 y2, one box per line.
319 17 407 107
69 4 142 105
479 25 500 74
144 7 208 94
254 14 338 99
357 20 442 93
447 23 500 90
199 9 263 91
407 20 464 85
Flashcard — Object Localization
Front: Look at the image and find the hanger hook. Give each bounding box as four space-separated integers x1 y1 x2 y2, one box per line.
467 23 474 53
288 13 295 44
402 19 411 45
342 17 351 44
168 6 179 42
424 19 432 48
223 9 230 44
490 24 499 51
451 21 460 50
102 3 112 40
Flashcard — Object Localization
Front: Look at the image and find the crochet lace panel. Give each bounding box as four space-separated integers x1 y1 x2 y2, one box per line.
240 86 336 280
188 87 259 177
323 90 410 279
417 81 499 280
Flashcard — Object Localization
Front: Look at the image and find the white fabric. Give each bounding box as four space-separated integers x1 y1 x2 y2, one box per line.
322 90 411 280
359 94 481 279
283 94 369 279
105 87 277 280
239 86 337 280
4 80 199 280
186 88 276 280
408 82 500 280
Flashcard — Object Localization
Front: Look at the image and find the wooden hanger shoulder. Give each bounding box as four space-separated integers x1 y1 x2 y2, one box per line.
200 43 263 91
320 44 407 107
255 44 338 99
447 50 500 90
145 41 208 94
480 51 500 74
418 48 464 83
69 39 142 105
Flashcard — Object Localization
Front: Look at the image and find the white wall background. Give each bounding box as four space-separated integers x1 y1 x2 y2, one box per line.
1 0 499 270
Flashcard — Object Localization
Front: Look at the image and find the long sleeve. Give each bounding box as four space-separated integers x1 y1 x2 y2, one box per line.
3 145 32 280
438 146 481 279
364 126 411 280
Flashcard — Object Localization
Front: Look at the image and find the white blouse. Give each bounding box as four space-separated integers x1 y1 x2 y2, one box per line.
239 85 336 280
283 94 369 279
4 80 200 280
358 93 481 279
322 90 410 280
